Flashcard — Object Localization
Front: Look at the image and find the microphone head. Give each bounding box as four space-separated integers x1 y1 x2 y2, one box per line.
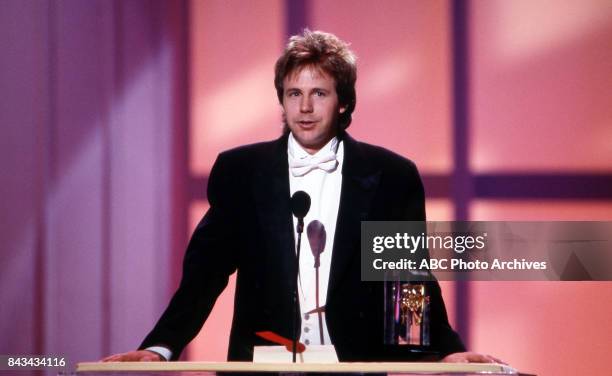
307 220 326 267
290 191 311 219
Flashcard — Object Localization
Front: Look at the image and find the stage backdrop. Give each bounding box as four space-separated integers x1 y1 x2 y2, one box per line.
0 0 187 365
1 1 611 376
187 2 612 376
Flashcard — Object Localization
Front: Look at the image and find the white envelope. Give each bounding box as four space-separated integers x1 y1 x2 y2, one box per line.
253 345 339 363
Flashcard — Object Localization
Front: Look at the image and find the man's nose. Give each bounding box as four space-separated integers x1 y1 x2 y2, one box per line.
300 96 313 113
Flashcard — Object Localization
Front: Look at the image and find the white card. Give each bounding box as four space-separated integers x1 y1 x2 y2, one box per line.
253 345 339 363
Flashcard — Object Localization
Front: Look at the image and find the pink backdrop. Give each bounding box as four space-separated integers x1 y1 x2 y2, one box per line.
1 1 611 376
187 1 612 375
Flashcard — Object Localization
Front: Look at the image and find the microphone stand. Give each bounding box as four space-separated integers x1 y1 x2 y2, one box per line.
290 191 310 363
292 217 304 363
315 265 324 344
307 220 326 345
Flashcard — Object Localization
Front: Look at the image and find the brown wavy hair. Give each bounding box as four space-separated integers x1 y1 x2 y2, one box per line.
274 29 357 130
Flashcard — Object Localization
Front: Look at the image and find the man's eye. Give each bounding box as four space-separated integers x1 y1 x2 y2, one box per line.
315 91 325 97
288 92 300 97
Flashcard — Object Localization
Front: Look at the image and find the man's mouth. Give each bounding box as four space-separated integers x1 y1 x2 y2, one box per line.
298 120 317 127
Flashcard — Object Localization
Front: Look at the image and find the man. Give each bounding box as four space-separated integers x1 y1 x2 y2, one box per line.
104 30 500 364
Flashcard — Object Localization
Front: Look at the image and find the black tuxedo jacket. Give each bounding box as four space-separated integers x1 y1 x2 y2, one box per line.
140 132 465 361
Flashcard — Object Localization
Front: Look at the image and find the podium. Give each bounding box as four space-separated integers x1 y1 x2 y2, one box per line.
75 361 532 375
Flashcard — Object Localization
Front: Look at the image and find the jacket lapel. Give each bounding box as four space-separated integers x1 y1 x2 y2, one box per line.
252 135 297 280
327 133 381 301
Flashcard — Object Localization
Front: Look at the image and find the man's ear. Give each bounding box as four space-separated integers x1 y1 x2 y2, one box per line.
339 105 347 114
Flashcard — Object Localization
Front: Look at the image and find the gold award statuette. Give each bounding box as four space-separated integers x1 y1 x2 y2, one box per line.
399 283 430 345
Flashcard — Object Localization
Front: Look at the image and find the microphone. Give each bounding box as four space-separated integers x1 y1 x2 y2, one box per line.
291 191 311 231
307 220 326 344
290 191 310 362
307 220 326 268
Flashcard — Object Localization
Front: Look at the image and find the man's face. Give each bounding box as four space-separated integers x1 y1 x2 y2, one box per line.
282 66 346 154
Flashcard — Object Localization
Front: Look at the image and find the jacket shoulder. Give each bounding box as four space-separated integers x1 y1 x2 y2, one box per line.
353 140 420 175
209 138 285 178
217 139 280 164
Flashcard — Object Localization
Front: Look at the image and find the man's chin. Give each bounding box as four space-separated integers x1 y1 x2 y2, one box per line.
293 137 326 153
289 128 336 151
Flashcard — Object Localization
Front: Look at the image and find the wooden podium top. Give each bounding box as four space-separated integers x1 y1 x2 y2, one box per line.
76 361 523 375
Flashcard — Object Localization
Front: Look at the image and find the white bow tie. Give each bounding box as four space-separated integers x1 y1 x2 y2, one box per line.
289 151 338 177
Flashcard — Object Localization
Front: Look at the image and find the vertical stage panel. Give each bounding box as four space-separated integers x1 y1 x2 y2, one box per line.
310 0 454 174
188 0 284 361
108 0 180 357
470 201 612 376
0 0 186 363
470 0 612 172
44 0 114 360
0 0 50 357
468 1 612 372
190 0 284 176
